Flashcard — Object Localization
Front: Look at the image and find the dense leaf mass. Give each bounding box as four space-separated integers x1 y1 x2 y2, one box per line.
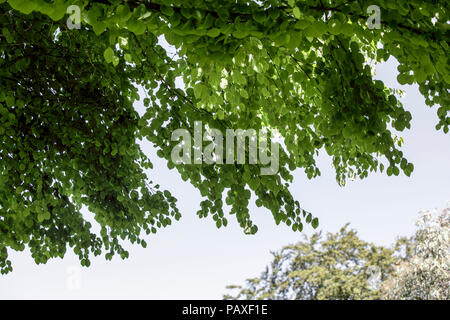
0 0 448 273
382 207 450 300
223 208 449 300
224 225 400 300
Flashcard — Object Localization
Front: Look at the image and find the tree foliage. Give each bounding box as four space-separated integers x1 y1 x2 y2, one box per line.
0 0 449 273
224 225 401 300
0 4 181 274
225 207 450 300
382 206 450 300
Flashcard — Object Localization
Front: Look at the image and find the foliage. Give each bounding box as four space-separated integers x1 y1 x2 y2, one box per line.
381 206 450 300
0 5 181 274
224 225 400 300
225 207 450 300
0 0 449 273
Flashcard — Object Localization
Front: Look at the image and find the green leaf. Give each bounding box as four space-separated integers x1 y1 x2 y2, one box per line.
103 47 115 64
239 88 249 99
293 7 301 19
8 0 37 14
112 56 120 67
207 28 221 37
124 53 132 63
160 5 174 17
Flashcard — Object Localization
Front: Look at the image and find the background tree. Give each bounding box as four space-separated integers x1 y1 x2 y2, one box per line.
0 0 448 273
224 225 401 300
381 206 450 300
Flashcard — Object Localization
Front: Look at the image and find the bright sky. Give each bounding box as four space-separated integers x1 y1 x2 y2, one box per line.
0 56 449 299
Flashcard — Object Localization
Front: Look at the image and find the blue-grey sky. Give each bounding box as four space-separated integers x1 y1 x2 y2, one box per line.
0 57 449 299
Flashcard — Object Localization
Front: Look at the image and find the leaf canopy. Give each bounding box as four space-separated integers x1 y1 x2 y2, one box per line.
0 0 448 273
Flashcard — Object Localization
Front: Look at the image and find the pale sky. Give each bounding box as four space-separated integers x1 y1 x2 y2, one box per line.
0 56 449 299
